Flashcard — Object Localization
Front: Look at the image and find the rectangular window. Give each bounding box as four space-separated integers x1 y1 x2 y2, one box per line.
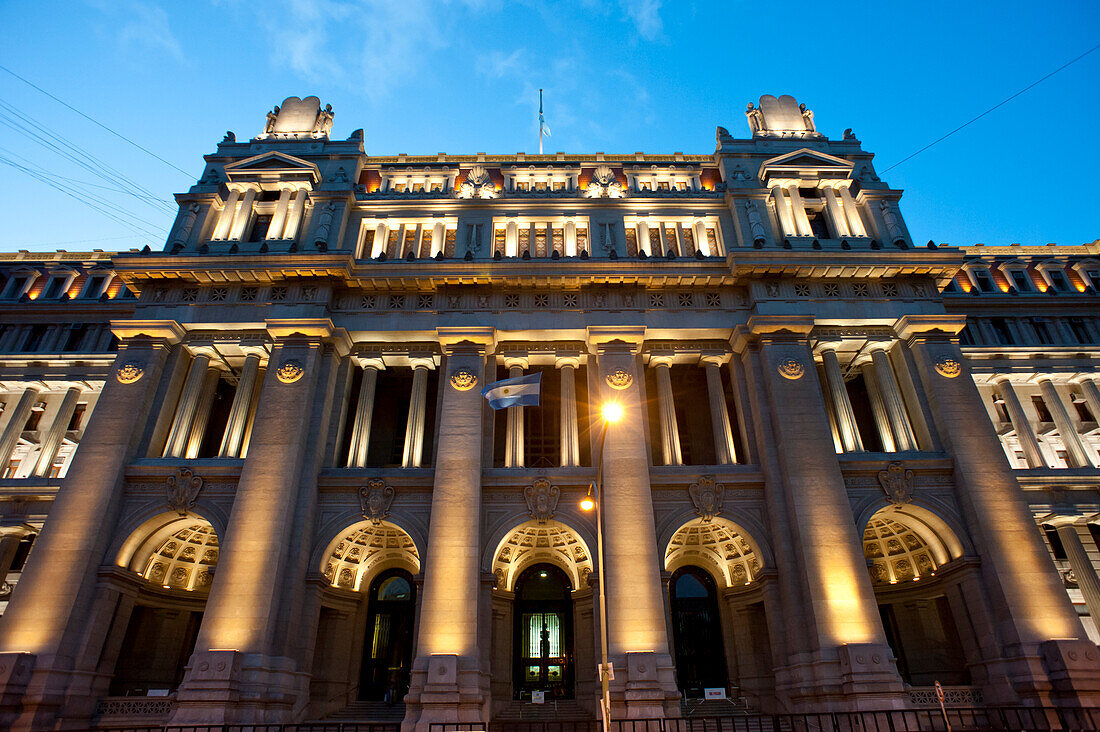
3 459 19 478
84 275 106 299
992 395 1010 423
1032 396 1053 423
1048 270 1070 292
248 215 272 242
1010 270 1031 292
973 270 995 293
24 409 43 431
43 277 66 299
68 403 87 431
1032 318 1052 345
990 318 1015 344
1068 318 1092 344
6 276 28 298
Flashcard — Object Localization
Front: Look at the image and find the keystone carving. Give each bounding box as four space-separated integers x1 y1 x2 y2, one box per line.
688 475 725 522
166 468 203 515
359 479 395 525
524 478 559 524
877 462 914 505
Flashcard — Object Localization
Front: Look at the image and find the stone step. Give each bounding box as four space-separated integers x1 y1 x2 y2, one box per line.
493 698 593 722
321 700 406 722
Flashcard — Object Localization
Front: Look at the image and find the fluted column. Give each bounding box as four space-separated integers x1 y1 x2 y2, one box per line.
505 220 519 257
431 221 446 257
822 186 851 237
346 356 384 468
636 221 652 256
1053 521 1100 635
701 354 737 464
693 219 710 256
32 386 82 476
770 186 795 236
786 184 812 236
185 364 223 459
402 357 434 468
0 528 28 589
819 346 863 452
564 219 577 256
838 184 868 237
1078 378 1100 428
0 386 42 468
283 187 307 240
859 362 896 452
504 357 528 468
557 354 581 467
870 347 918 451
370 222 388 258
1038 378 1094 467
228 186 258 241
163 351 213 458
995 378 1045 468
218 349 265 458
651 354 682 465
212 187 241 240
267 186 292 240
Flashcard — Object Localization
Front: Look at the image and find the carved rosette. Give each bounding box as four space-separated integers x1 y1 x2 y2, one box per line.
449 368 478 391
359 479 395 525
688 475 725 522
166 468 203 515
116 360 145 384
276 359 305 383
776 358 805 380
523 478 560 524
605 368 633 390
877 462 915 505
934 357 962 378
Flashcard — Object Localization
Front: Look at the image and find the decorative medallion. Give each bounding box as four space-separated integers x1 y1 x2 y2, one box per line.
934 357 961 378
605 368 633 390
877 461 915 505
523 478 560 524
688 475 725 522
359 479 395 525
166 468 204 515
776 358 805 380
116 361 145 384
449 368 477 391
276 359 304 383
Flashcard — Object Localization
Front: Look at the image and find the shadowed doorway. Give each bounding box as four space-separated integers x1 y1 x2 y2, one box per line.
513 563 574 700
359 568 416 702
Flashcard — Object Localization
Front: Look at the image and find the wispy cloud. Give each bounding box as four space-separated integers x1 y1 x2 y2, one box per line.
620 0 663 40
92 1 185 61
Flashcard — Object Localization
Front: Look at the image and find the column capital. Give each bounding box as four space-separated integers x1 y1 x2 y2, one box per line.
110 319 185 344
409 354 437 371
554 352 581 369
238 342 270 360
437 326 495 354
187 343 222 360
503 355 529 371
698 350 730 367
1044 514 1086 529
355 355 386 371
894 314 967 341
648 351 675 369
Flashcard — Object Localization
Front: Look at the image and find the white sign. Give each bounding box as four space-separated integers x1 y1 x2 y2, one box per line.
704 688 726 700
531 691 545 704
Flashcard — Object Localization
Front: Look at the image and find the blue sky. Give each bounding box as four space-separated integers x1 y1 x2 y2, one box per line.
0 1 1097 252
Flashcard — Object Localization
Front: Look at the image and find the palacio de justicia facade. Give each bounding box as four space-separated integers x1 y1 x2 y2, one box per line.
0 94 1097 731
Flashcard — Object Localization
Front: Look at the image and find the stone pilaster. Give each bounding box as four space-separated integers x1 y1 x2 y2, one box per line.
503 357 528 468
403 327 494 732
734 317 905 711
818 344 863 452
896 314 1100 705
1038 378 1095 468
162 349 213 458
402 356 435 469
0 321 183 730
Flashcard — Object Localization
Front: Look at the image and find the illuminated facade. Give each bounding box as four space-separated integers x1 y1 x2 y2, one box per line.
0 93 1097 730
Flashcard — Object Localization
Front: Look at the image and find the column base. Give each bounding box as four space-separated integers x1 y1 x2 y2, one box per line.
609 651 680 720
1041 639 1100 706
0 652 36 731
169 650 308 725
402 654 490 732
776 644 907 712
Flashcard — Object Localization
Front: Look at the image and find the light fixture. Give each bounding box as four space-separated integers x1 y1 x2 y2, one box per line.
580 485 596 512
601 401 624 423
539 571 548 578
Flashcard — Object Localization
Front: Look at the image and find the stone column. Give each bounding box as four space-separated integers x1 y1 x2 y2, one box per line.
693 219 711 256
838 185 868 237
431 221 446 257
218 348 265 458
505 220 518 257
267 186 292 240
994 378 1045 468
228 186 258 241
283 187 308 240
31 386 82 476
0 323 181 728
0 386 42 468
404 329 493 730
1053 521 1100 636
859 362 897 452
896 314 1098 703
402 357 435 469
503 357 527 468
1038 378 1095 468
370 223 388 258
589 327 679 717
650 353 682 466
212 187 240 240
770 186 795 237
701 354 737 464
1078 378 1100 427
162 350 212 458
346 357 384 468
636 221 652 256
819 345 863 452
184 364 223 459
823 186 851 238
870 347 918 451
564 219 577 256
557 354 581 468
786 184 812 237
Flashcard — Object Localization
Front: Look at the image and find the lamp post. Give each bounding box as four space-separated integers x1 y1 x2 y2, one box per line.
581 401 623 732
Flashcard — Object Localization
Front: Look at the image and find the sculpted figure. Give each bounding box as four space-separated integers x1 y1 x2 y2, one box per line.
880 200 905 244
264 106 280 134
745 102 764 134
746 200 767 243
800 103 816 133
314 104 334 136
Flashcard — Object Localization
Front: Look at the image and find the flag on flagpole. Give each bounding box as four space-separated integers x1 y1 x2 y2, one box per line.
482 372 542 410
538 89 551 154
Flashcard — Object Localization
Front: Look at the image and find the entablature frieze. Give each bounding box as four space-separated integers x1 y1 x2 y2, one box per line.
0 377 106 392
351 342 441 368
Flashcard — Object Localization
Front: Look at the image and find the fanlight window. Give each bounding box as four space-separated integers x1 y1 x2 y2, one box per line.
323 523 419 591
141 523 219 592
664 518 760 587
863 517 938 584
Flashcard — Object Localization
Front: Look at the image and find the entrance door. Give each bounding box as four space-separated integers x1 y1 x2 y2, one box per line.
670 567 728 698
513 564 574 699
360 569 416 701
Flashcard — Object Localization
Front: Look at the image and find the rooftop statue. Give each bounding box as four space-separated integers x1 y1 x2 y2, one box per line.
746 95 823 138
259 96 335 139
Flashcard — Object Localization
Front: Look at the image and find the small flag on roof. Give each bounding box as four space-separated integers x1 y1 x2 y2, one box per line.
482 372 542 410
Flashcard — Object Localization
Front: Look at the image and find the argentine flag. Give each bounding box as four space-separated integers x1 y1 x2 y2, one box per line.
482 372 542 410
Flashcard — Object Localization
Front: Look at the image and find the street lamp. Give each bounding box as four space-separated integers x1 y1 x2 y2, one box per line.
580 401 622 732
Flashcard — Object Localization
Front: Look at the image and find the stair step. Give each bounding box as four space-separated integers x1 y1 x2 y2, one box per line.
320 701 406 722
494 699 593 721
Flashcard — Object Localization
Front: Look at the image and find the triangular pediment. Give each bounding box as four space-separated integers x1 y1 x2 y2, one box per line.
223 152 320 184
758 148 854 185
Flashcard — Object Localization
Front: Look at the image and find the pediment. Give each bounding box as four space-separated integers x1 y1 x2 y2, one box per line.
759 148 854 184
223 152 320 185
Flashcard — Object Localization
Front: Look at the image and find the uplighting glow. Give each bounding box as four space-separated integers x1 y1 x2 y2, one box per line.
601 402 624 423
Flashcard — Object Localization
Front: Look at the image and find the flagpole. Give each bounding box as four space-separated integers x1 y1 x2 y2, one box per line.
539 88 544 155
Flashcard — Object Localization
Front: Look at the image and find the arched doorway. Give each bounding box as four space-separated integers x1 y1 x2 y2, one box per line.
669 566 728 698
513 563 574 700
360 568 417 701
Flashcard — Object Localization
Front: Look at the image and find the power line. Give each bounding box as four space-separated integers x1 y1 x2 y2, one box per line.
882 43 1100 174
0 63 193 178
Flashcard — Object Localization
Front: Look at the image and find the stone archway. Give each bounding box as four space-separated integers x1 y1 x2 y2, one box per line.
664 517 763 588
320 520 421 592
491 519 594 592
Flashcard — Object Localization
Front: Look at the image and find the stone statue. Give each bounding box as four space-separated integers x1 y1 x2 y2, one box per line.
749 95 821 138
880 200 905 245
746 200 767 244
170 203 201 249
222 131 236 143
800 103 816 133
313 201 337 248
459 165 496 199
264 106 280 134
843 128 856 140
314 104 334 136
271 96 322 135
586 165 623 198
745 103 764 135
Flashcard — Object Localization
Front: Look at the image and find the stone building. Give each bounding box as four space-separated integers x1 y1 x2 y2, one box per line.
0 93 1097 730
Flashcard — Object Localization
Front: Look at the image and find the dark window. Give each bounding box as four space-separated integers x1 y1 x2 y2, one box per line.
671 365 716 465
195 377 237 458
958 325 974 345
669 567 729 697
847 373 885 452
1010 270 1032 292
990 318 1015 344
1031 396 1053 423
248 214 272 242
1073 395 1094 423
992 394 1010 423
367 368 414 468
1090 524 1100 553
1048 270 1070 292
878 597 970 686
63 324 88 351
360 569 417 702
109 605 202 695
1043 525 1067 560
10 533 34 571
1068 318 1092 344
83 275 106 298
806 210 831 239
43 277 65 299
942 279 958 293
22 325 47 352
6 276 28 297
23 409 43 431
67 403 87 431
1032 319 1052 345
973 270 995 293
523 366 559 468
